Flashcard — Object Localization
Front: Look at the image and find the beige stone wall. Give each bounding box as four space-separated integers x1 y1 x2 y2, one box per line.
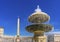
0 28 4 36
0 38 2 42
54 34 60 42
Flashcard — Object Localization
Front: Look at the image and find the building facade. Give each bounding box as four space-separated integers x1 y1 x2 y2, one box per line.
47 33 60 42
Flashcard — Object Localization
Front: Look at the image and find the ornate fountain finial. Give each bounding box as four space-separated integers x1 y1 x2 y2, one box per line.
35 5 42 12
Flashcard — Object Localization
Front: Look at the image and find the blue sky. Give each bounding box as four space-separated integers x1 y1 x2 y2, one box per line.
0 0 60 36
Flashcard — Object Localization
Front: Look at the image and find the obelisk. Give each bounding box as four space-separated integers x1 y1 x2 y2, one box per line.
16 17 20 42
17 17 20 36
